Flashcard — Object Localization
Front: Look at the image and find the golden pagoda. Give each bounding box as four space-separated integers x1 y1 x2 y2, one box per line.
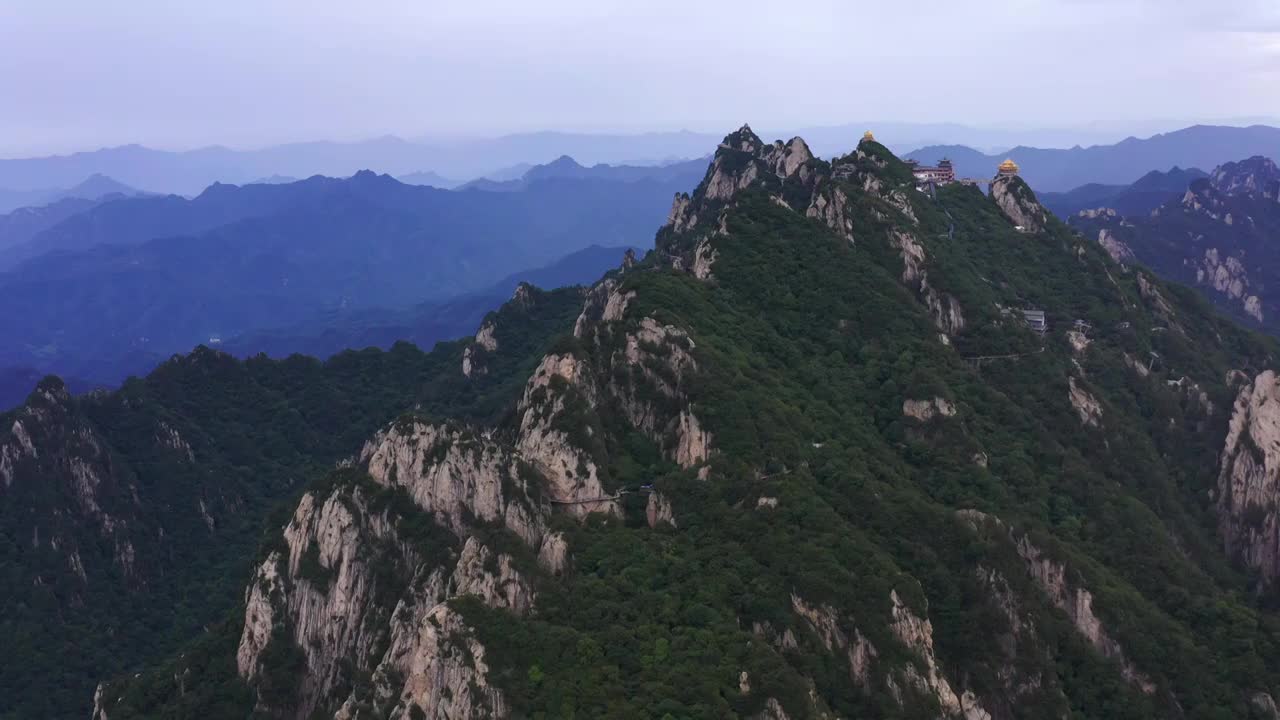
862 130 876 143
997 158 1020 177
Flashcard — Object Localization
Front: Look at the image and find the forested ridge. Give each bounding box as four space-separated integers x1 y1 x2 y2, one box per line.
13 127 1280 719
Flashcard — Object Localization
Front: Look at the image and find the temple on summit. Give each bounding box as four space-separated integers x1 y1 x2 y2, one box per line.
997 158 1021 177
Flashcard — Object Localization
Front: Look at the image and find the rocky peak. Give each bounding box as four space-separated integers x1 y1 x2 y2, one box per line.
1210 156 1280 200
721 123 764 154
29 375 70 407
663 125 823 241
990 175 1047 233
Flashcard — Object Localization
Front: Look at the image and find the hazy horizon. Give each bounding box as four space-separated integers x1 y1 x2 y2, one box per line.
4 0 1280 156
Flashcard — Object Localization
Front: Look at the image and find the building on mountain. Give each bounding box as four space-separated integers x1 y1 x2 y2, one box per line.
862 130 875 142
908 158 956 186
1022 309 1047 333
998 158 1021 178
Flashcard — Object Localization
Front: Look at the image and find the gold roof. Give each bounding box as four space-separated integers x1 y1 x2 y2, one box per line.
999 158 1020 172
862 130 875 142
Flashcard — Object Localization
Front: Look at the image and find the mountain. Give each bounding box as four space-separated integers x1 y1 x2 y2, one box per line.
50 173 141 202
250 174 302 185
0 132 723 196
1039 166 1208 218
1073 155 1280 335
0 366 102 411
0 172 682 385
218 244 636 362
0 173 142 214
0 195 103 252
0 121 1159 199
0 174 147 252
52 126 1280 720
397 170 460 189
0 284 586 719
907 124 1280 191
457 154 709 192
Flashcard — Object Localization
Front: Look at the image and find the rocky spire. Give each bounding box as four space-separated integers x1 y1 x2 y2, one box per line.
990 174 1047 233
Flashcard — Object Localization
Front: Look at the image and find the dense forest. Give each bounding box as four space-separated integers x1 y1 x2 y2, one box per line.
0 285 585 719
11 127 1280 719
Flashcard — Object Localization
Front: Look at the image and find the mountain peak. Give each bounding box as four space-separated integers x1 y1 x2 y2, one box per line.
1211 156 1280 200
720 124 763 153
547 154 581 168
990 174 1047 232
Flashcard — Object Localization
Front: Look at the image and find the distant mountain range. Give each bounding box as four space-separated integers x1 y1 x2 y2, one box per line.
1039 166 1208 218
0 161 701 388
219 244 633 361
0 134 719 196
3 121 1250 197
0 245 628 411
906 124 1280 191
0 173 142 214
397 170 462 189
456 155 709 192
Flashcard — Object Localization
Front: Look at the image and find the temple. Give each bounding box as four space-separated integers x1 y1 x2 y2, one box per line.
907 158 956 185
997 158 1020 177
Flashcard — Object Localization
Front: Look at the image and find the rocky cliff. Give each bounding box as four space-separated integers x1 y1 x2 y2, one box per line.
92 129 1280 720
1218 370 1280 584
990 175 1048 233
1073 154 1280 333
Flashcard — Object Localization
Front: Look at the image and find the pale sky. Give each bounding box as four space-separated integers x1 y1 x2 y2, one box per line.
2 0 1279 155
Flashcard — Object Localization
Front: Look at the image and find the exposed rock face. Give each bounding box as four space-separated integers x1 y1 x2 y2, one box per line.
990 175 1047 233
1136 273 1175 321
889 230 965 336
1218 370 1280 583
1068 377 1103 427
362 420 546 546
573 279 631 338
1194 248 1263 322
1066 330 1091 355
1254 692 1280 719
1211 156 1280 200
537 531 570 576
598 308 711 470
889 590 992 720
666 192 697 233
1078 207 1118 220
236 471 538 718
646 491 677 528
450 537 535 614
661 125 820 250
903 396 956 422
515 353 617 517
805 185 855 242
474 321 498 352
791 594 876 687
1097 228 1134 264
692 238 719 279
339 603 508 720
705 151 763 202
0 379 142 585
92 683 109 720
1016 535 1156 694
462 319 500 378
